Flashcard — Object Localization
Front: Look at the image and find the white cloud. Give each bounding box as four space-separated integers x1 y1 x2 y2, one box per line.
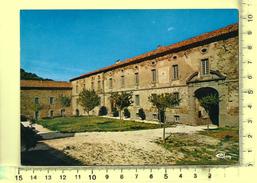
167 26 174 32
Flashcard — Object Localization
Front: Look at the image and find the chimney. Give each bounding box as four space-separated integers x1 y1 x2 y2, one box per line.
115 59 121 64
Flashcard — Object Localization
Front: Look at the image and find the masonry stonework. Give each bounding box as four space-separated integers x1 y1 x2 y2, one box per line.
21 80 72 119
69 24 239 127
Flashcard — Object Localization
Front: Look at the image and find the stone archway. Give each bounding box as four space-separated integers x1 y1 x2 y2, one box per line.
194 87 219 126
75 109 80 116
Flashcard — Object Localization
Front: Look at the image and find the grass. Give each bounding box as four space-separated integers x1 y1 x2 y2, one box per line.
155 127 239 165
37 116 161 133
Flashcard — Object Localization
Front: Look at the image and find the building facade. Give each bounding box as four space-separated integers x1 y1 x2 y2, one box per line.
21 80 72 119
70 23 239 127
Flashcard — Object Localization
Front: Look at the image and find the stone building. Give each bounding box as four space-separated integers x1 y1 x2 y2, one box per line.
70 23 239 127
21 80 72 119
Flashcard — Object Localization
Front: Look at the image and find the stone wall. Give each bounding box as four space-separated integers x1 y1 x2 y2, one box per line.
21 89 72 119
71 31 239 127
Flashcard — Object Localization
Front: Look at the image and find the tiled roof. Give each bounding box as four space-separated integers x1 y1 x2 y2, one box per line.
70 23 238 81
21 80 72 89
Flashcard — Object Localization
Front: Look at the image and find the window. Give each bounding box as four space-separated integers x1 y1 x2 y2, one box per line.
97 80 101 91
109 78 113 89
50 110 54 118
135 73 139 85
76 85 78 93
173 92 180 106
34 97 39 104
91 81 94 90
201 58 209 75
135 95 140 106
121 75 125 87
172 64 179 80
174 115 180 122
151 69 157 82
49 97 54 105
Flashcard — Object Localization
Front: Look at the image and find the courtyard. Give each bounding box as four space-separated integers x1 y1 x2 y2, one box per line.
22 116 239 166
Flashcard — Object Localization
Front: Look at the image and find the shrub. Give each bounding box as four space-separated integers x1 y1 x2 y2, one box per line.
21 123 41 151
20 115 28 122
138 108 146 120
112 107 119 117
123 108 131 118
98 106 108 116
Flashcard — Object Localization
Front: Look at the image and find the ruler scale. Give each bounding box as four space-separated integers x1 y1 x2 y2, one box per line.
0 1 256 182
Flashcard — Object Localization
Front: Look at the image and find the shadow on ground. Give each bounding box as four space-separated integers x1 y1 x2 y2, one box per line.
21 142 83 166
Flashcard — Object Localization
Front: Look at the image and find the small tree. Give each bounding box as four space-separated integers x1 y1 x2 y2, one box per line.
110 92 133 120
60 95 71 108
148 93 181 143
198 93 220 130
60 95 71 117
78 89 100 116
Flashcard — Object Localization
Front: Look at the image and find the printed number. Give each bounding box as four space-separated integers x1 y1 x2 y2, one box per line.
164 174 168 179
248 75 253 79
60 175 66 180
194 173 197 178
248 14 253 22
15 175 23 181
248 119 253 123
149 174 153 179
75 174 81 179
179 173 183 178
120 174 124 179
248 89 254 94
248 134 253 138
135 174 138 179
208 173 212 179
45 175 51 180
89 174 96 180
105 174 109 179
248 104 252 109
31 175 37 180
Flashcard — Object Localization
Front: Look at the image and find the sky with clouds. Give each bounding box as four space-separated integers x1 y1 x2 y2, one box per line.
20 9 238 81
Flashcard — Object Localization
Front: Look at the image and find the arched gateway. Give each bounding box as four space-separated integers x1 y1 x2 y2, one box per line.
194 87 219 126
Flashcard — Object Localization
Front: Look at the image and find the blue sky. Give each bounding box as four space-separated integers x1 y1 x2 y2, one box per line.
20 9 238 81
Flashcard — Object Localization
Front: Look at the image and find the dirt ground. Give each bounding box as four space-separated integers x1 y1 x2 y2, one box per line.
41 125 222 165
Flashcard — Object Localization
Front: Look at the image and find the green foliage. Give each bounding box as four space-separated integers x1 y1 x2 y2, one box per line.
138 108 146 120
112 107 119 117
110 92 133 119
123 108 131 118
110 92 134 111
37 116 161 133
148 93 181 113
198 93 219 113
60 95 71 108
20 68 53 81
21 123 41 151
98 106 108 116
78 89 100 115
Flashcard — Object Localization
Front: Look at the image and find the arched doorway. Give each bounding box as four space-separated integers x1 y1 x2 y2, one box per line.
194 87 219 126
75 109 80 116
61 109 65 117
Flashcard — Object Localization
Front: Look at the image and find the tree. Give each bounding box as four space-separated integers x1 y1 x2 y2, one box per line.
78 89 100 116
110 92 133 120
198 93 220 130
148 93 181 143
21 123 41 151
60 95 71 108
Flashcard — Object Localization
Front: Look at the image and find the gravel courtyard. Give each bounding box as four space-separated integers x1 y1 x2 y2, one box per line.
40 125 218 165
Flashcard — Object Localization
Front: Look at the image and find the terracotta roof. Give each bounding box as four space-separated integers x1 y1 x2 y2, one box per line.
21 80 72 89
70 23 238 81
